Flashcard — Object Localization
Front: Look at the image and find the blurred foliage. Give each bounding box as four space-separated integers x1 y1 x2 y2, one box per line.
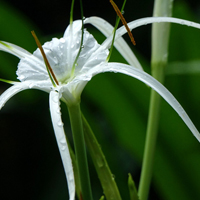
1 0 200 200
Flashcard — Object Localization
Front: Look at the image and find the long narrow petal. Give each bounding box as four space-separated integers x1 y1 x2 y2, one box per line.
87 62 200 142
64 21 82 71
0 41 32 58
101 17 200 50
49 91 75 200
0 82 30 110
84 17 143 70
0 81 52 110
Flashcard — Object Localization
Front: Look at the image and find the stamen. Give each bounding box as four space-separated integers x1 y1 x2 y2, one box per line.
110 0 136 45
70 0 75 24
31 31 59 86
71 0 84 77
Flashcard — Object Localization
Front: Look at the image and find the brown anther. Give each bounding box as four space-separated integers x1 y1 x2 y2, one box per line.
31 31 59 85
110 0 136 45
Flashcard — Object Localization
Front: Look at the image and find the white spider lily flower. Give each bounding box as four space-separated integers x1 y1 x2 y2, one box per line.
1 17 200 200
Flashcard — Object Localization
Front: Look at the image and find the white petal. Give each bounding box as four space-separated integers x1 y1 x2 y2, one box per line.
17 36 72 83
87 62 200 142
84 17 143 70
63 21 82 70
17 54 50 82
63 20 82 38
65 23 108 76
0 41 31 58
33 37 71 83
61 76 90 105
44 31 106 80
0 82 30 110
77 30 108 75
49 91 75 200
0 81 52 110
0 42 51 83
101 17 200 50
27 22 107 84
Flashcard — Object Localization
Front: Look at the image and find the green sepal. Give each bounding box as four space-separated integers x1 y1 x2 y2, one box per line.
128 173 139 200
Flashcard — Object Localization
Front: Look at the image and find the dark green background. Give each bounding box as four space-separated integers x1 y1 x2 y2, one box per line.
1 0 200 199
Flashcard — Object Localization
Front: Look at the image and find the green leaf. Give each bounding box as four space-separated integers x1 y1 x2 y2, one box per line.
128 173 139 200
82 114 122 200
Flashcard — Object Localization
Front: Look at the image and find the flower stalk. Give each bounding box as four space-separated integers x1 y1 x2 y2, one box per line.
138 1 173 200
68 102 93 200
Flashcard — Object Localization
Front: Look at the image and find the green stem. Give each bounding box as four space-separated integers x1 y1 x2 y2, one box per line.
66 135 82 199
82 114 122 200
138 1 173 200
138 65 165 200
68 103 93 200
